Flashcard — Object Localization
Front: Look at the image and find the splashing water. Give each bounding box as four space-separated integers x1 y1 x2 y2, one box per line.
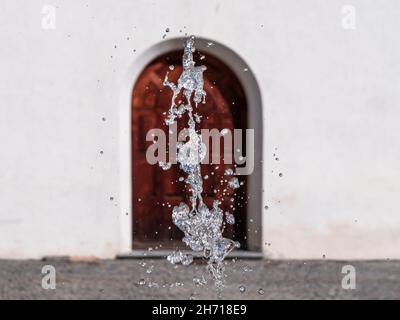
161 36 240 289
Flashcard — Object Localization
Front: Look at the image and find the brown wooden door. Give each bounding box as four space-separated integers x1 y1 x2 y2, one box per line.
132 50 248 250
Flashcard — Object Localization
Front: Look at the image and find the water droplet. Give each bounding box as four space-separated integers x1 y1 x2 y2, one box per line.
243 68 248 72
228 177 240 189
239 285 246 293
169 65 175 70
148 281 159 288
278 173 283 177
167 250 193 266
165 28 170 32
243 266 253 272
264 205 269 210
193 276 206 286
258 288 265 295
221 128 229 136
138 278 146 286
146 265 154 274
225 213 235 225
159 161 172 170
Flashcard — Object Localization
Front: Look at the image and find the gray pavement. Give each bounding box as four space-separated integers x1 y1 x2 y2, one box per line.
0 259 399 299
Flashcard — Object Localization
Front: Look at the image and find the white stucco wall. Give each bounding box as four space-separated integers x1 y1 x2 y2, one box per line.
0 0 399 259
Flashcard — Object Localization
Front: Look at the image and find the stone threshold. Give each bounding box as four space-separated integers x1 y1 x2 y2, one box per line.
117 250 263 259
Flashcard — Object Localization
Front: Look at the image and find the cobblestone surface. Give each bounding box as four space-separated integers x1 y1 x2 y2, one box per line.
0 259 399 299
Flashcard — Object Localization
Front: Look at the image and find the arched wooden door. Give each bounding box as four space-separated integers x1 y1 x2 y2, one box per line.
132 50 248 250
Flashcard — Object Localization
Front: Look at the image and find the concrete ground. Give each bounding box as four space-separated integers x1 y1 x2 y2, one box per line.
0 259 399 299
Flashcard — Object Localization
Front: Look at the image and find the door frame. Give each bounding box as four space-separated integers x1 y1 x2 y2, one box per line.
118 37 263 254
